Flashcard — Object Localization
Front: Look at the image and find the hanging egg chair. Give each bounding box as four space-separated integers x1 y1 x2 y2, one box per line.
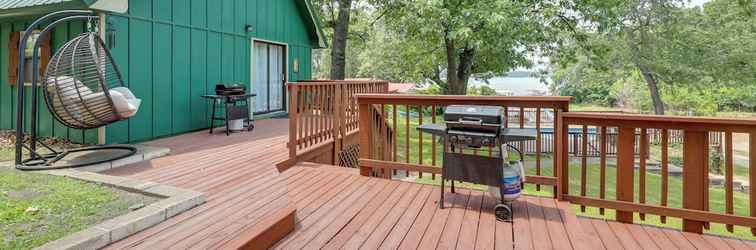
43 32 141 129
14 11 140 170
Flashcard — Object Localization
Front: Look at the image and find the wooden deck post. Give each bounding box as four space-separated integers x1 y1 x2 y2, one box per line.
616 127 635 224
556 109 568 200
358 102 373 176
334 84 343 165
749 131 756 235
288 84 299 161
682 131 708 233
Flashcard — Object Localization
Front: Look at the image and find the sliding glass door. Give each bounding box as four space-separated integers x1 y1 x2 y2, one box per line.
252 41 285 114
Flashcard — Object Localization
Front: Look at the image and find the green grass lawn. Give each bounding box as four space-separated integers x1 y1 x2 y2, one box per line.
648 142 751 178
570 104 626 112
0 169 156 249
0 148 12 162
386 109 755 240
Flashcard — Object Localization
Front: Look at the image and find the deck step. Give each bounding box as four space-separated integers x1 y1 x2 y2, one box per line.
218 205 297 250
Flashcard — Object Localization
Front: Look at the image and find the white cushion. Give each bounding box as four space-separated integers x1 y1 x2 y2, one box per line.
47 76 94 105
46 76 140 119
48 76 97 120
111 87 136 99
108 88 141 118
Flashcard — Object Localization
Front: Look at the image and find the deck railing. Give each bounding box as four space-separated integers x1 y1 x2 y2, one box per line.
352 94 756 237
558 112 756 234
287 80 389 163
355 94 572 196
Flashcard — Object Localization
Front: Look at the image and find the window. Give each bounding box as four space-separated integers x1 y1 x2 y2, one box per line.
8 31 50 86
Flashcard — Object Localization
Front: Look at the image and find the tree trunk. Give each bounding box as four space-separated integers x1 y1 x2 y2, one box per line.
456 47 475 95
444 31 462 95
626 27 665 115
330 0 352 80
637 63 665 115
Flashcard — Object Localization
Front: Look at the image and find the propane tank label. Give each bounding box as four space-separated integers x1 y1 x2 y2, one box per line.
502 175 521 195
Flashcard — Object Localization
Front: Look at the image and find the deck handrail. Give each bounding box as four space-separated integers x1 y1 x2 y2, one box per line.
558 111 756 235
562 112 756 132
355 94 571 109
287 80 389 164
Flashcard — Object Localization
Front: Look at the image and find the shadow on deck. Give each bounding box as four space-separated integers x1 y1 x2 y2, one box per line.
101 118 755 249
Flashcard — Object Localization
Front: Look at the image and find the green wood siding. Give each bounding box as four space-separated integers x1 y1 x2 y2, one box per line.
0 0 317 144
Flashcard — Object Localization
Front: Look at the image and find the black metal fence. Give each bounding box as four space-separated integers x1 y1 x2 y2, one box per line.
515 129 724 158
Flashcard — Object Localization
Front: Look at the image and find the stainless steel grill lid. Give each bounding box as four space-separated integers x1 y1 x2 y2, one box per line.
444 105 504 133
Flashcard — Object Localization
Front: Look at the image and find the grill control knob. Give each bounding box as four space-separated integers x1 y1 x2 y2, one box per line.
449 135 458 143
480 138 490 146
462 137 473 145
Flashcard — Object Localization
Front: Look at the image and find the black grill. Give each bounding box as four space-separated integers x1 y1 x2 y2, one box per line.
215 83 246 96
418 105 507 209
418 105 537 222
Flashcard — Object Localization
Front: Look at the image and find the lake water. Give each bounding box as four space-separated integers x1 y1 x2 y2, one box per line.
469 77 550 96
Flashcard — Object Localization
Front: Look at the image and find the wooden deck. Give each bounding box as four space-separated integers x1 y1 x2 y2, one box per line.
104 118 295 249
577 217 756 250
277 163 756 250
101 118 756 249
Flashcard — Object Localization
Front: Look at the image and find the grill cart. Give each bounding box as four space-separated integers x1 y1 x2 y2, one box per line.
417 105 536 221
202 83 256 136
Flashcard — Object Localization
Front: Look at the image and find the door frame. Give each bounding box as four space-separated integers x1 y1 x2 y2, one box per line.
250 38 289 115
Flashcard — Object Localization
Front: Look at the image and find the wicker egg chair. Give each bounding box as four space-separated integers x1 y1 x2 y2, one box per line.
43 32 139 129
15 13 140 170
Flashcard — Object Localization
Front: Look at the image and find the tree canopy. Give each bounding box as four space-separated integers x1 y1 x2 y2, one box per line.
550 0 756 114
310 0 756 115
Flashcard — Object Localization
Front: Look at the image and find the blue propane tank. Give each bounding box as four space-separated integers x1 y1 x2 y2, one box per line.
488 144 525 202
501 160 524 202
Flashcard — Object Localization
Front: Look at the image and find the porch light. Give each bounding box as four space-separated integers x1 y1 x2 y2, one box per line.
107 20 117 49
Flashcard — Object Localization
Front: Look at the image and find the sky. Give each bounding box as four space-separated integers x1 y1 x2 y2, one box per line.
690 0 711 7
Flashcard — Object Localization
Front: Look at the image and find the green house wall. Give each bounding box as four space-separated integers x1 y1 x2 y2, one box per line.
0 0 317 144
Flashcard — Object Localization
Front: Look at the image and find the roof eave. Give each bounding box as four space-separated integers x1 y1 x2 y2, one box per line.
299 0 328 48
0 1 87 19
0 0 126 20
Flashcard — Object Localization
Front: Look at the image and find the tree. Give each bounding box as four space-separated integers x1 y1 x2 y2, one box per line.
330 0 353 80
552 0 756 114
311 0 387 80
560 0 687 114
378 0 556 94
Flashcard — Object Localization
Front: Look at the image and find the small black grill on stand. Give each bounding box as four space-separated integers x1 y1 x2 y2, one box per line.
201 83 256 136
417 105 535 222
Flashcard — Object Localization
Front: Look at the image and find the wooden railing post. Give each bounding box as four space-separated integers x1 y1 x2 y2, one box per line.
616 127 635 224
682 131 708 233
750 131 756 235
556 109 568 200
288 84 299 161
358 102 372 176
334 84 343 164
